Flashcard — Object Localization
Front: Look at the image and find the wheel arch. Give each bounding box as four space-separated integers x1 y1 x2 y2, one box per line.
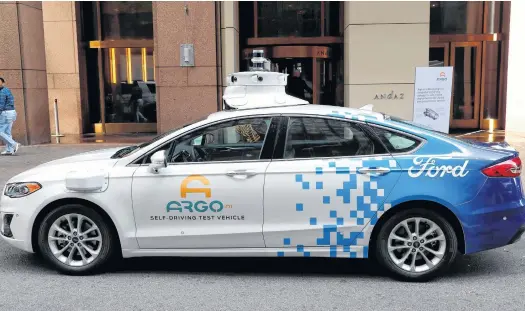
31 197 122 254
369 200 466 256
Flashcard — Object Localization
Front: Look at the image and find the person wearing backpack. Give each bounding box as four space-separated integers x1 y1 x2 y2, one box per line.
0 77 20 155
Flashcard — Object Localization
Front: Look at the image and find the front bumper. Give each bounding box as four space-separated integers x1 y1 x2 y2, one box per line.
0 192 36 253
0 211 34 252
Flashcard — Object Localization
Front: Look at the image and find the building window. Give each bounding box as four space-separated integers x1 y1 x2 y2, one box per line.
430 1 484 34
82 1 156 132
103 47 156 123
257 2 322 37
101 1 153 40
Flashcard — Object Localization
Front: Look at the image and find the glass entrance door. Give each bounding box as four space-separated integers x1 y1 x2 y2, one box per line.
429 42 482 129
450 42 482 128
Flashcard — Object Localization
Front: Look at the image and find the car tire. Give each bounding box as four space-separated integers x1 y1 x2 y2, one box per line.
375 208 458 282
37 204 116 275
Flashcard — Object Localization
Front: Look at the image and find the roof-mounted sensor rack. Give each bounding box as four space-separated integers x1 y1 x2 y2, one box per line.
222 49 310 110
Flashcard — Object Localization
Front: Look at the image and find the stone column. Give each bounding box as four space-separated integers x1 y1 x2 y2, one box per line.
343 1 430 120
153 2 220 133
504 1 525 133
42 1 84 135
0 1 50 145
220 1 239 94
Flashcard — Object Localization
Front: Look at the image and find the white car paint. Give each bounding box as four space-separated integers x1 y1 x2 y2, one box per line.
0 103 385 258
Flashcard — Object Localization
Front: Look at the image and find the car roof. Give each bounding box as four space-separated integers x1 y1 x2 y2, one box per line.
207 104 385 123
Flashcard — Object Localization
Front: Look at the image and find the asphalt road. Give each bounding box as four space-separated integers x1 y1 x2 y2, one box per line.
1 144 525 311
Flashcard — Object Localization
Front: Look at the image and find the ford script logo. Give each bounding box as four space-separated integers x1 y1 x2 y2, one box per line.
408 157 469 178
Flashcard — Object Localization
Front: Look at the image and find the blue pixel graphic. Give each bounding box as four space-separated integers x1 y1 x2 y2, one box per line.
277 157 397 258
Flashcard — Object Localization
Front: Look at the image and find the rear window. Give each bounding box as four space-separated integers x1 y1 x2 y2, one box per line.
370 125 421 153
387 116 473 145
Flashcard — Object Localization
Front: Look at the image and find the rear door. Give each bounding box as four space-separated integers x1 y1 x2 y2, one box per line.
263 116 401 258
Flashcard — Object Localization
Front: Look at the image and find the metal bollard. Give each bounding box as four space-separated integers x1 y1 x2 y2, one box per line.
51 98 64 143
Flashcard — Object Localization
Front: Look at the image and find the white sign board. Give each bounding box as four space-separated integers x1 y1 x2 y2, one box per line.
412 67 453 133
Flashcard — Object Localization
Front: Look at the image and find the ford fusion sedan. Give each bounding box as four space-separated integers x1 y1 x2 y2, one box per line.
2 72 525 282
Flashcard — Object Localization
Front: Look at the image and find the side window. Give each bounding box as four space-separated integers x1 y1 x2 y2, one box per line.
168 117 272 163
283 117 376 159
371 126 421 153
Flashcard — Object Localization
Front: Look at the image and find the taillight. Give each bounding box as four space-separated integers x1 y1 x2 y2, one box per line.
482 156 522 177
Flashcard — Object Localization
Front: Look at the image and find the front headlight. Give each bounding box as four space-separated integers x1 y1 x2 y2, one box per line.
4 182 42 198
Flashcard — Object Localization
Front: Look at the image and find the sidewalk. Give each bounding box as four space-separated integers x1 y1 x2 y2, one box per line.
4 129 525 154
46 133 155 145
457 130 525 154
0 144 113 186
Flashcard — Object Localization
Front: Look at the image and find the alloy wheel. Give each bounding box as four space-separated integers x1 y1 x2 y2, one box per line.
387 217 447 273
47 213 102 267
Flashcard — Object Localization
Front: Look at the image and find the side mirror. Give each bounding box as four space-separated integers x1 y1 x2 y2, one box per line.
148 150 167 173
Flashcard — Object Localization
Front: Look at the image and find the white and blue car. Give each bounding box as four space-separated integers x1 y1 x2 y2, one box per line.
1 55 524 282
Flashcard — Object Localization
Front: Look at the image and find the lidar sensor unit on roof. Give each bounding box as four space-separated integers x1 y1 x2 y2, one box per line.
222 49 309 110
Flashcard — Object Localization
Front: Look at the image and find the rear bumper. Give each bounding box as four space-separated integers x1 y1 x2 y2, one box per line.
461 200 525 254
460 176 525 254
508 225 525 244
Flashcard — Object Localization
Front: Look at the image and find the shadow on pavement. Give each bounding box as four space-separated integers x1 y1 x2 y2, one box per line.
103 252 502 280
7 247 506 280
112 257 383 278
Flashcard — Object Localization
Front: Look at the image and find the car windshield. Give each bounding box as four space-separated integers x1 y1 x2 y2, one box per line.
110 116 208 159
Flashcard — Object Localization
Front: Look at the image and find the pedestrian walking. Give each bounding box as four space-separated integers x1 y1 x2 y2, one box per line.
0 77 20 155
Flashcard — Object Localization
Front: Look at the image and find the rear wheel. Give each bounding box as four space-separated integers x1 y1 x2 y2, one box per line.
37 204 116 275
375 208 458 282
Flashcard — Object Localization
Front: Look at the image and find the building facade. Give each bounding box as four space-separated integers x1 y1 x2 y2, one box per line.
0 1 520 146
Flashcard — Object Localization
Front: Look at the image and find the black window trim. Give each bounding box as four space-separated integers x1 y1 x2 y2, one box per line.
130 114 282 166
271 114 392 161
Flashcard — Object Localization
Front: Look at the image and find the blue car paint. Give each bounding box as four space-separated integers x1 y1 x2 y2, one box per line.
361 117 525 255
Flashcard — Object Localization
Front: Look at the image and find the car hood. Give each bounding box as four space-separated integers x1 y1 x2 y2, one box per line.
41 147 125 165
7 147 125 183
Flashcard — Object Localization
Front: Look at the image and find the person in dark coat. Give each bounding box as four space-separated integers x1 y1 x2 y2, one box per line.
286 69 312 100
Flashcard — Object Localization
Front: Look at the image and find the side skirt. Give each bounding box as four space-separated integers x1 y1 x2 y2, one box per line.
122 246 369 259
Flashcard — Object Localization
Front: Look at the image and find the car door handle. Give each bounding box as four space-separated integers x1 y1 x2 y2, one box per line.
357 167 390 176
226 170 257 179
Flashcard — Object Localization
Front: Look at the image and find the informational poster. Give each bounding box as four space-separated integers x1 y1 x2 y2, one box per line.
412 67 453 133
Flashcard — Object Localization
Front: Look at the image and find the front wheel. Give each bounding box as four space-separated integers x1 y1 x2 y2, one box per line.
37 204 116 275
375 208 458 282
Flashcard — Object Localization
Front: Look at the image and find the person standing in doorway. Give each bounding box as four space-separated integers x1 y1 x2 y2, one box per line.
0 77 20 155
286 69 312 101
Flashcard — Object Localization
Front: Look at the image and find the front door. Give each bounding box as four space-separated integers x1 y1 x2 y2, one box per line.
429 42 482 129
450 42 482 129
131 116 276 249
263 116 401 258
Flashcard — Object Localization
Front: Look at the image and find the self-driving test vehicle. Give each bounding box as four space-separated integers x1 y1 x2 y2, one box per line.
2 51 524 281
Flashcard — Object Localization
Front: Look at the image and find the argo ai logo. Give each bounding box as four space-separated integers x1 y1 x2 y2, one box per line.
436 71 448 82
166 175 232 213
